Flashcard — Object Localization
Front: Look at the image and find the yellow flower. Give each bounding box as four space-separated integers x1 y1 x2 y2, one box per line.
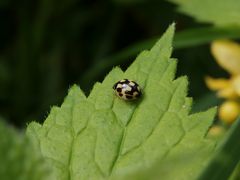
205 40 240 123
219 101 240 124
207 125 225 138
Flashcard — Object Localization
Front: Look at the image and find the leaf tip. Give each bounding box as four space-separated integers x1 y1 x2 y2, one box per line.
150 23 175 56
207 106 218 116
166 22 176 38
65 84 86 102
68 84 81 93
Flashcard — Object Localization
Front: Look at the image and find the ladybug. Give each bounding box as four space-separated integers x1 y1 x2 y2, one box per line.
113 79 142 100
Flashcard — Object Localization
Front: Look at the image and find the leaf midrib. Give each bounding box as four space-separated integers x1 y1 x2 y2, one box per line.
109 49 168 176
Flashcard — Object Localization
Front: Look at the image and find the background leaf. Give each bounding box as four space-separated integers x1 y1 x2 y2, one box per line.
81 26 240 88
0 119 51 180
198 118 240 180
229 163 240 180
26 24 217 179
168 0 240 26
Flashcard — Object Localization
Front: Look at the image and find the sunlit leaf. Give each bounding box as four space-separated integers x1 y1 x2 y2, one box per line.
27 24 217 179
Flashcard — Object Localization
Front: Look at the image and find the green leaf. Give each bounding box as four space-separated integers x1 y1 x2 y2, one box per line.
0 119 51 180
198 118 240 180
26 24 217 179
229 163 240 180
168 0 240 26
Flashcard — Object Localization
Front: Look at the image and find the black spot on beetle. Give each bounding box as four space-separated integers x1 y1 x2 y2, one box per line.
125 90 134 95
116 88 122 92
119 93 123 97
131 85 138 90
113 83 117 89
136 92 141 97
126 95 133 99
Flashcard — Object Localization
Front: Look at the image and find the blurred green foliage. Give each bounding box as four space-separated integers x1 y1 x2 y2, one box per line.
0 0 239 126
0 119 50 180
169 0 240 26
198 118 240 180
